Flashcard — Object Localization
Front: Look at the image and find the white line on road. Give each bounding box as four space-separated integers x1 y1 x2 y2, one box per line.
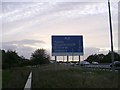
24 71 32 90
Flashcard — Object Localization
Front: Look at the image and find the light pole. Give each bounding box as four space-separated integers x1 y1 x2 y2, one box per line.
108 0 114 71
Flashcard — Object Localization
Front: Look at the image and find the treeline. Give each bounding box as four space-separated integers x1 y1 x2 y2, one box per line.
85 51 120 63
1 49 50 69
1 49 120 69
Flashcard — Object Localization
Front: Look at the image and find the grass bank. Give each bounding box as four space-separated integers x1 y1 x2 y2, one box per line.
2 66 31 89
32 64 120 88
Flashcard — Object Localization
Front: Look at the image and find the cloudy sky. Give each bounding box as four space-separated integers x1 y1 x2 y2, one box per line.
0 0 119 60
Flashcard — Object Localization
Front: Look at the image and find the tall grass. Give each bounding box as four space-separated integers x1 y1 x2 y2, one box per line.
2 66 31 89
32 64 120 88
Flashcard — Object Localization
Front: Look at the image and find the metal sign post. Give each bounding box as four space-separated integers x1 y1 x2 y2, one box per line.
55 56 57 71
108 0 114 71
79 55 81 66
67 56 69 66
72 55 74 62
63 56 64 62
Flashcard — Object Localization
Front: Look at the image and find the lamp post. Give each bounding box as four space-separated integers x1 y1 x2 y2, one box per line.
108 0 114 71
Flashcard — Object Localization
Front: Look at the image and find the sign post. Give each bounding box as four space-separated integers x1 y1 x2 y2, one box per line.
55 56 57 71
79 55 81 66
63 56 64 62
67 56 69 66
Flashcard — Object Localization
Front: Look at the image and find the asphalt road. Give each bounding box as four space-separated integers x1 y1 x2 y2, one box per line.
83 64 120 71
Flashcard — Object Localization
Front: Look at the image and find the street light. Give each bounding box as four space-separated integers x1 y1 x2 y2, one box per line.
108 0 114 71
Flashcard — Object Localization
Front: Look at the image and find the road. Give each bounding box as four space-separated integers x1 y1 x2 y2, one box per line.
83 64 120 71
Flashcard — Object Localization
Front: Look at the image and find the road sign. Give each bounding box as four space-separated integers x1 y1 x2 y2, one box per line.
52 35 84 56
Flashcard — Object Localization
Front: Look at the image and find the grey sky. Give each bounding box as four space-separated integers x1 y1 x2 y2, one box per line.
1 1 118 60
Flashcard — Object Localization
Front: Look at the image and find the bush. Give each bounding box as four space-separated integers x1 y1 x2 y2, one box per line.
30 49 50 65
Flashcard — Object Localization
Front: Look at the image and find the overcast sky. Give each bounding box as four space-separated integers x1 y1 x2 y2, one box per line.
0 0 119 60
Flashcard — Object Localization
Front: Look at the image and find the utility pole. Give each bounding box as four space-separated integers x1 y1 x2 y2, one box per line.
108 0 114 71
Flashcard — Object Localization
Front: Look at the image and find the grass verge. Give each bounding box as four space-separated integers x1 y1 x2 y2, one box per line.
32 64 120 88
2 66 31 89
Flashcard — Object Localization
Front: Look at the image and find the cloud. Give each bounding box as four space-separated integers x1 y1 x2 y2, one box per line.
2 43 17 50
2 2 118 37
1 2 118 59
3 39 45 45
2 2 117 23
1 39 46 59
84 47 100 56
2 2 59 23
17 46 34 59
84 47 111 59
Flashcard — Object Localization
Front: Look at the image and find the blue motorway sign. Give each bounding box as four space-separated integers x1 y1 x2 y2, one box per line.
52 35 84 56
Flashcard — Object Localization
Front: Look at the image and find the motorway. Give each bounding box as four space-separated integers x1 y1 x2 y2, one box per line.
59 62 120 71
84 64 110 68
82 64 120 71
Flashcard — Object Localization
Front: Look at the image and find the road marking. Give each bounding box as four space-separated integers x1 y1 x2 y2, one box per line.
24 71 32 90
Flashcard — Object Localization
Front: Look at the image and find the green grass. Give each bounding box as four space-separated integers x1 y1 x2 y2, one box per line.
2 66 31 89
2 64 120 88
32 64 120 88
0 69 2 89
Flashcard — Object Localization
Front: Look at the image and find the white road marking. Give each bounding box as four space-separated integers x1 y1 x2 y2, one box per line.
24 71 32 90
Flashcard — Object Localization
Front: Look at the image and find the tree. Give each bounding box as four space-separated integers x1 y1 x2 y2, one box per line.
2 50 25 69
30 49 50 65
102 51 120 63
85 54 103 63
86 51 120 63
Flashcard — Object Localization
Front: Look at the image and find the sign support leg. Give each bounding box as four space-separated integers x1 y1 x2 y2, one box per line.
67 56 69 66
79 55 81 66
55 56 57 71
72 55 74 62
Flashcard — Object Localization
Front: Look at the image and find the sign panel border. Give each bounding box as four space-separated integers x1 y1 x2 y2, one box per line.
52 35 84 56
